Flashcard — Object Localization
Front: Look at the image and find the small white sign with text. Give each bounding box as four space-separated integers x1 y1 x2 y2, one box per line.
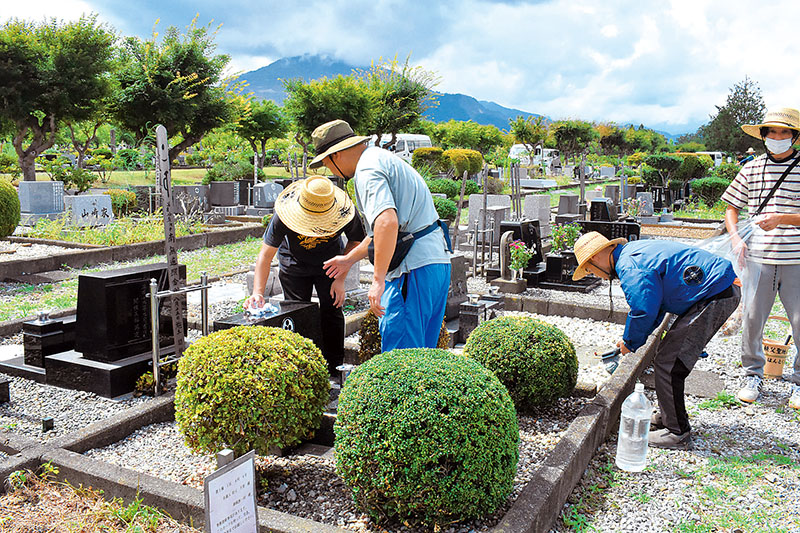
204 450 258 533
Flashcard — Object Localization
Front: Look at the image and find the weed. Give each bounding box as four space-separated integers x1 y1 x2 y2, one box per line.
560 498 596 532
630 491 652 503
38 462 59 481
698 391 739 410
7 470 27 490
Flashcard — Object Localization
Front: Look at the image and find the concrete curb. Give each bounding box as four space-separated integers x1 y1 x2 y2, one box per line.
492 315 666 532
504 293 629 324
0 224 265 279
0 290 659 532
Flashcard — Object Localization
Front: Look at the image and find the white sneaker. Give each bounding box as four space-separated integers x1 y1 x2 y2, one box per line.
789 384 800 410
737 375 762 403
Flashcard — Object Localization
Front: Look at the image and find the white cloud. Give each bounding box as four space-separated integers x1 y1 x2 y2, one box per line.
601 25 618 38
1 0 96 22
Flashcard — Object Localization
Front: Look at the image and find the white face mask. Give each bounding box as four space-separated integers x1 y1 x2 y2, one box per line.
764 137 794 155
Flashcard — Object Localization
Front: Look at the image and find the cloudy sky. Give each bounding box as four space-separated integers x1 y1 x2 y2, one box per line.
4 0 800 135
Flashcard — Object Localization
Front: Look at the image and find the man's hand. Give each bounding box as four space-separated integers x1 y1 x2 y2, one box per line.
368 278 386 317
244 293 265 309
617 340 631 354
330 278 346 308
730 234 748 270
323 255 353 280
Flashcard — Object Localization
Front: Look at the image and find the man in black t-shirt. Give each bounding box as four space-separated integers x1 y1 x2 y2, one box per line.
245 176 365 376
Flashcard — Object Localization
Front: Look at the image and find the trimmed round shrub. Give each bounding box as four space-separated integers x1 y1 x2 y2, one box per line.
674 154 713 182
692 176 732 206
103 189 136 217
426 178 459 198
0 179 21 238
464 316 577 410
335 348 518 525
713 162 740 182
433 196 457 222
463 179 480 196
175 325 330 456
411 146 445 172
203 159 265 184
443 148 483 177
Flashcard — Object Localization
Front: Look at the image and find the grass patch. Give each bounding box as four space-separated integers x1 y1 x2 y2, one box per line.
0 238 264 321
27 213 204 246
673 199 727 220
698 391 739 410
0 464 198 531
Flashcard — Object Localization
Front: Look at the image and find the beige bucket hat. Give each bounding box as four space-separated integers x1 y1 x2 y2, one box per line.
741 108 800 139
273 176 355 237
308 119 371 169
572 231 627 281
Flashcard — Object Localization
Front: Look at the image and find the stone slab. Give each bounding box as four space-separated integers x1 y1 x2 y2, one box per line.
520 179 557 189
63 195 113 227
641 369 724 399
467 194 511 233
18 180 64 214
44 349 157 398
253 181 283 208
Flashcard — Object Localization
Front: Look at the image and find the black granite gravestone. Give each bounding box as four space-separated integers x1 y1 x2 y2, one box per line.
445 254 468 321
75 263 186 362
499 219 543 265
213 300 322 350
23 316 76 368
210 181 239 206
590 198 618 221
578 220 641 241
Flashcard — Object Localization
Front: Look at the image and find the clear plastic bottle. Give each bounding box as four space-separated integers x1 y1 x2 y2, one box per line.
615 382 652 472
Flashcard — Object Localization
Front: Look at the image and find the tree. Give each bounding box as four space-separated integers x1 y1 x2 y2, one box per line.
643 154 682 187
551 120 598 161
283 75 373 150
597 124 630 155
0 16 115 181
702 77 766 153
236 99 288 168
110 18 243 164
509 115 547 157
360 56 437 148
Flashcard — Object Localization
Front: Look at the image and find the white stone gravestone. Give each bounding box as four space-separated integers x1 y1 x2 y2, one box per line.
19 181 64 225
63 195 113 227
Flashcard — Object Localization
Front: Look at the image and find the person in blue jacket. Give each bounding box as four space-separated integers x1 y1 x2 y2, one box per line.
573 232 740 450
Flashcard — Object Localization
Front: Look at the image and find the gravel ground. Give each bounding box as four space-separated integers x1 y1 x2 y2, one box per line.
0 240 76 262
85 309 622 532
551 326 800 533
0 373 150 442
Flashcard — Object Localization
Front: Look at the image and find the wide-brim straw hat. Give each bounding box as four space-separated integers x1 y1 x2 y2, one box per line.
308 119 371 169
572 231 627 281
741 108 800 139
746 147 756 154
274 175 355 237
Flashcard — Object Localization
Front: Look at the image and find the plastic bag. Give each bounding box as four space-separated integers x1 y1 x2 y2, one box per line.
694 218 762 310
244 302 279 322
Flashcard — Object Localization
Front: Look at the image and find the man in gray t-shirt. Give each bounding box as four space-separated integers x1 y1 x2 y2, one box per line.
309 119 451 352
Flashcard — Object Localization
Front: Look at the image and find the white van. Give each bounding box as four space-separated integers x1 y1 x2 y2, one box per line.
375 133 433 163
696 151 724 167
508 144 560 167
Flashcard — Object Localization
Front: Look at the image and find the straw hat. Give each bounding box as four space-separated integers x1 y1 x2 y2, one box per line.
308 119 371 169
572 231 627 281
746 147 756 154
273 176 355 237
741 108 800 139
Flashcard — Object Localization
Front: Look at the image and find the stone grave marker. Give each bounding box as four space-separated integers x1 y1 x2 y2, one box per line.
253 181 283 208
519 178 557 189
652 187 665 211
210 182 240 207
236 179 253 206
74 263 187 363
636 192 655 216
63 195 113 227
467 194 511 237
557 194 579 215
445 253 468 321
22 315 76 368
578 220 641 242
523 194 551 238
590 198 619 222
214 300 322 350
173 185 210 214
599 166 616 178
19 181 64 225
603 185 620 206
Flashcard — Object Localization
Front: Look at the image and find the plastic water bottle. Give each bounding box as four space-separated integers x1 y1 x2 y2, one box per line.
615 382 651 472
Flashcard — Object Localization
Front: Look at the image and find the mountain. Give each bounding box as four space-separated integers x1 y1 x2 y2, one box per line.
239 54 544 131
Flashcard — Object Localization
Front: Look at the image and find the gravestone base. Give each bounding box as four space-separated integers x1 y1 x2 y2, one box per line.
245 207 273 217
45 349 166 398
213 206 245 216
485 262 546 286
20 212 64 226
0 356 47 383
489 278 527 294
214 300 322 351
537 277 601 293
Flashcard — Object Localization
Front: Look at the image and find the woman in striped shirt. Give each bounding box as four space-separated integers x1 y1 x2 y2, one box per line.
722 107 800 409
